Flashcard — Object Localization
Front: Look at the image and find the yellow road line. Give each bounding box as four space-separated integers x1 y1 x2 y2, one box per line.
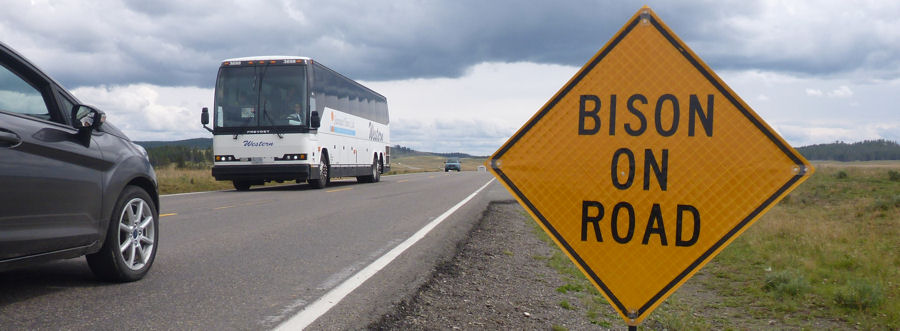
212 199 272 211
428 176 436 179
397 179 409 183
326 188 353 193
160 213 177 217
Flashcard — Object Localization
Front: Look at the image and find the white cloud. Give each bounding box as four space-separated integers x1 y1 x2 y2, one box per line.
364 61 578 155
807 85 854 98
775 122 900 147
64 62 899 153
827 85 853 98
70 84 213 141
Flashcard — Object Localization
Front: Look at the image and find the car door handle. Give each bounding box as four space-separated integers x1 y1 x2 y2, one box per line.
0 129 22 147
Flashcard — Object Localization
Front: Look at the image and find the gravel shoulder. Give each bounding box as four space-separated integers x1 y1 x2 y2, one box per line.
369 200 855 330
370 201 614 330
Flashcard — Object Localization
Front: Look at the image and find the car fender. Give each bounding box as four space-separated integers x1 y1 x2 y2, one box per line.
93 139 158 252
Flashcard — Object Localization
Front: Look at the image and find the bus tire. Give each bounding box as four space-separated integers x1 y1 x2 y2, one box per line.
374 158 382 183
310 153 329 189
233 180 251 191
358 157 380 183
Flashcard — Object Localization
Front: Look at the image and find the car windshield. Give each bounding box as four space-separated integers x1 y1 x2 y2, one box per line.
213 65 308 128
447 159 459 163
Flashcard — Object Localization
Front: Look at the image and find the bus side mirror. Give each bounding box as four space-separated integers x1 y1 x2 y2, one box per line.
201 107 213 133
311 111 321 128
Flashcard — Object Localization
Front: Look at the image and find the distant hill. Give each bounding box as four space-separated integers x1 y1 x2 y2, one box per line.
392 145 487 159
796 139 900 161
135 138 212 149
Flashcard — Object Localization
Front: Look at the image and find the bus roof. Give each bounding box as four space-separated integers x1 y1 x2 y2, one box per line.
223 56 312 62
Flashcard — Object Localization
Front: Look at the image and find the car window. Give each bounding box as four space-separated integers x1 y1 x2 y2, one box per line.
0 63 51 121
56 90 75 120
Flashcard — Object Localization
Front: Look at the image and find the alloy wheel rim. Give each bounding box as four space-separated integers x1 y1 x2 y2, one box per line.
118 198 155 270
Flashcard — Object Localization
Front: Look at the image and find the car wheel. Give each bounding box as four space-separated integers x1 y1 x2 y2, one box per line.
310 153 329 189
86 186 158 282
233 180 251 191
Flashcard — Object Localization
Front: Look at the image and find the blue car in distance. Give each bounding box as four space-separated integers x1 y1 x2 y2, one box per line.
444 158 461 172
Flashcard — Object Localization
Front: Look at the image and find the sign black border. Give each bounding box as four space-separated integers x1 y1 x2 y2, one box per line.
490 13 808 320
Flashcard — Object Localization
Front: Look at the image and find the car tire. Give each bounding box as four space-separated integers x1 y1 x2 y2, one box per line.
86 186 158 282
233 180 251 191
310 153 329 189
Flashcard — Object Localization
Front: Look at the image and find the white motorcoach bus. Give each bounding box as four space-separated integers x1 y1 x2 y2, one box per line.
201 56 390 190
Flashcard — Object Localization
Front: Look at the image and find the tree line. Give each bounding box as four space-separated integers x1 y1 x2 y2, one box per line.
796 139 900 161
392 144 485 158
146 145 213 169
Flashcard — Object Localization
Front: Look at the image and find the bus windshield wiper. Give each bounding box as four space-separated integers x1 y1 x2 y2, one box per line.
256 63 283 139
261 100 284 139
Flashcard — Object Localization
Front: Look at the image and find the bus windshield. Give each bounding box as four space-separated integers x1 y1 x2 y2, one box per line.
213 65 308 129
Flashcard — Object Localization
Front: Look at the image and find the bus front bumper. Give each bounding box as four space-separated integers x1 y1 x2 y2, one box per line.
212 164 315 182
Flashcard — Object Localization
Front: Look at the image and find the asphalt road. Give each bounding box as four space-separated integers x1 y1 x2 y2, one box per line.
0 171 509 330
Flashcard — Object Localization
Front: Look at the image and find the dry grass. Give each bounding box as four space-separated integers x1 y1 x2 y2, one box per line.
697 162 899 329
388 155 488 174
156 154 490 194
154 166 233 194
524 161 899 329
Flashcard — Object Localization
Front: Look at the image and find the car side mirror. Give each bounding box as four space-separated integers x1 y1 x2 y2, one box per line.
310 110 321 128
72 105 105 131
201 107 213 133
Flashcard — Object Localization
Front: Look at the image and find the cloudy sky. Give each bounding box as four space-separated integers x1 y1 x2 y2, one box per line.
2 0 898 155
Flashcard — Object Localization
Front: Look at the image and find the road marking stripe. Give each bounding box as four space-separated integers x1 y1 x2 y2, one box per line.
214 205 235 210
397 179 409 183
159 213 177 217
326 188 353 193
161 190 228 197
274 178 496 331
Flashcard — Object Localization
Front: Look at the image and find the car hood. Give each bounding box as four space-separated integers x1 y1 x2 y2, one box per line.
100 122 130 141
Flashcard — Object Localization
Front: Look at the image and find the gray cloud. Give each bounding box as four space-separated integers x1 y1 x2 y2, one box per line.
2 1 898 89
391 118 514 156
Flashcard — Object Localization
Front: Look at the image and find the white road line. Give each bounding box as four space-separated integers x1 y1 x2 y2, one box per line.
274 178 496 331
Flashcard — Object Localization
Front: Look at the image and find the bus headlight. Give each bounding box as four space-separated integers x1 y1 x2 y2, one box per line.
277 154 307 161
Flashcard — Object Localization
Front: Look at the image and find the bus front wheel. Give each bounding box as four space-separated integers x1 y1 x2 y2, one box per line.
310 154 329 189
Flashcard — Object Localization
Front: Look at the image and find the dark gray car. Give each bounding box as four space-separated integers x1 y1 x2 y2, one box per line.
0 41 159 282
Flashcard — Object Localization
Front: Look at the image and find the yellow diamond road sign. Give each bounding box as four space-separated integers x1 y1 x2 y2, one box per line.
488 6 813 326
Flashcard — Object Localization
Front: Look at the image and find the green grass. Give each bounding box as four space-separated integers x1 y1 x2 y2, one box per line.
698 163 899 329
155 165 304 194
